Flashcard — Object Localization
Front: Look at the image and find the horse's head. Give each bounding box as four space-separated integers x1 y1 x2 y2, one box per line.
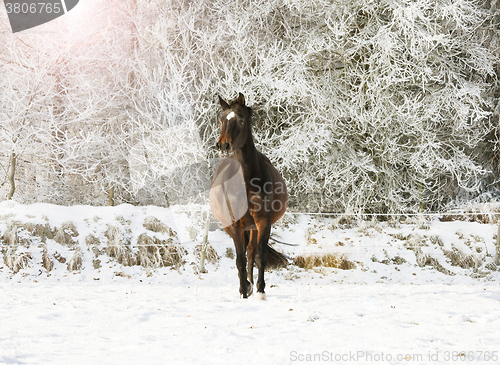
216 93 252 157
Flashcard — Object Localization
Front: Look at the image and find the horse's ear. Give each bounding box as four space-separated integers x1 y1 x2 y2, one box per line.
218 95 229 110
237 93 245 106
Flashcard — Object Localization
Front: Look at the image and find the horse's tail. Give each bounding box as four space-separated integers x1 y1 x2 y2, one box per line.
269 236 299 246
266 243 289 269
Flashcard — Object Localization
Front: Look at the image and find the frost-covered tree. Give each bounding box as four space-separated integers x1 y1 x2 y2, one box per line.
468 0 500 204
223 0 497 214
189 0 498 213
133 0 497 213
0 0 136 204
0 0 498 213
0 31 62 202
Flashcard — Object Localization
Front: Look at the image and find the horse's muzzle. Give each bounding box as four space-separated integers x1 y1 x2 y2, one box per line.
216 141 232 157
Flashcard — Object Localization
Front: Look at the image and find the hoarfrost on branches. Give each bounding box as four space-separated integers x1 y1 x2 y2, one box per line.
0 0 498 213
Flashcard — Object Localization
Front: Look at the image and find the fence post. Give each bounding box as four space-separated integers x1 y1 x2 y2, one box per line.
496 221 500 265
199 218 210 273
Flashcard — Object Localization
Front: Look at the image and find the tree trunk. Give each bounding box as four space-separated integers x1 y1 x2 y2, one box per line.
108 186 115 206
7 153 17 200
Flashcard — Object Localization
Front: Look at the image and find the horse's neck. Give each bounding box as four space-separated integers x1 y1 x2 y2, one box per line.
234 142 260 177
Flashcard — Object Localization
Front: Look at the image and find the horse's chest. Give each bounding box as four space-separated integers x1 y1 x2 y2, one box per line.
209 156 287 228
209 159 248 228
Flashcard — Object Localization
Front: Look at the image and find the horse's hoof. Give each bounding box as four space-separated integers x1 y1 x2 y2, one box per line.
240 282 252 298
255 292 266 301
247 282 253 297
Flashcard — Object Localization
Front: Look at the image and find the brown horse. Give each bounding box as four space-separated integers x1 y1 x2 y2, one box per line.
209 93 288 299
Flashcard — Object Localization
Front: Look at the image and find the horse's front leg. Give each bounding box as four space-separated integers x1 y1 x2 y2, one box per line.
231 228 252 298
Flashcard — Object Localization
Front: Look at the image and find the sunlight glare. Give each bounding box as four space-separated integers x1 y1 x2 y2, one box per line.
22 0 117 48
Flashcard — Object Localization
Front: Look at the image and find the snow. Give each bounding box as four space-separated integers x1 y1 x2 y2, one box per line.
1 201 500 364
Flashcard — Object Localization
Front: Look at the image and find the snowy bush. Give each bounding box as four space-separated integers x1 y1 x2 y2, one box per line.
0 0 498 213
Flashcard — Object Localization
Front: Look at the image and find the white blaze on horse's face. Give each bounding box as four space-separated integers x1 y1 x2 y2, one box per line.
226 111 235 120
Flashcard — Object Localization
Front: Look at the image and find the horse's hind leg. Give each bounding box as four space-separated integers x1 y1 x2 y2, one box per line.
255 224 271 299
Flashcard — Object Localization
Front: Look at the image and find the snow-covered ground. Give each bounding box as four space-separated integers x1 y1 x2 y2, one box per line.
1 201 500 364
